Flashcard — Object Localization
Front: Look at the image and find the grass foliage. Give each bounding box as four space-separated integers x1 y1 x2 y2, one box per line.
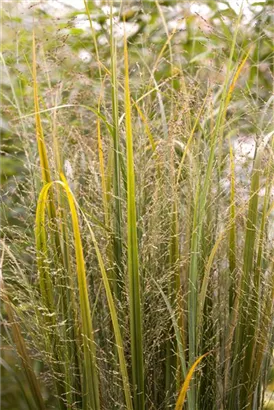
1 1 274 409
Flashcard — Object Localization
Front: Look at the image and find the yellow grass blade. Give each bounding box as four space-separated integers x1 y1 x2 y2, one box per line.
226 48 252 106
175 353 208 410
36 180 100 410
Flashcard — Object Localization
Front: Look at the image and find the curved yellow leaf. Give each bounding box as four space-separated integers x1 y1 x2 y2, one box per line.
175 353 208 410
36 180 100 410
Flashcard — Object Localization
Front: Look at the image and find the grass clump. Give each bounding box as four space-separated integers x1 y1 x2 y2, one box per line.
1 1 274 410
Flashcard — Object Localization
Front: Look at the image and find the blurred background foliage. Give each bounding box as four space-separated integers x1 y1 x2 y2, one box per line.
1 0 274 408
1 0 273 230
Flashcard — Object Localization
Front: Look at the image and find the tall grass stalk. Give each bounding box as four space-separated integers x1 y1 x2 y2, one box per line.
110 3 123 302
124 24 144 410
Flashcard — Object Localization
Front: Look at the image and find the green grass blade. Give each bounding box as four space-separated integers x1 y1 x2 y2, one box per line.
165 189 180 405
188 4 244 382
230 141 265 408
228 141 237 310
124 24 144 410
97 79 110 227
239 143 263 386
83 0 102 79
155 280 187 381
110 3 123 301
241 137 273 407
75 190 133 410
